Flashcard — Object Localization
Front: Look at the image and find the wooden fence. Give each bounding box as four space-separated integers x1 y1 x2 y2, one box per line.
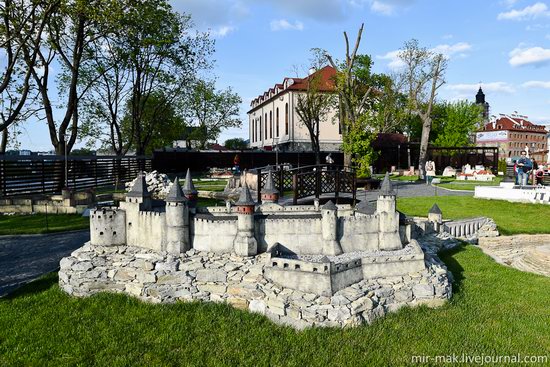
0 155 151 197
255 164 356 204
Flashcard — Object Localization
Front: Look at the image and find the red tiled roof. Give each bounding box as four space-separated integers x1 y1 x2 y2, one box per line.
250 66 337 109
481 116 547 133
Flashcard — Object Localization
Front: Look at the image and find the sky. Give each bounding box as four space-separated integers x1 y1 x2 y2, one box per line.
13 0 550 151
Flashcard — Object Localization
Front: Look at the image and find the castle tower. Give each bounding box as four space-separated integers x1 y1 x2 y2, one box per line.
321 200 343 256
261 170 279 203
182 168 198 208
428 203 443 232
126 172 152 211
165 178 190 254
376 172 402 250
233 183 258 256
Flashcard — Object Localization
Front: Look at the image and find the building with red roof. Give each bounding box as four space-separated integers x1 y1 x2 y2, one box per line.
247 66 342 151
475 113 548 161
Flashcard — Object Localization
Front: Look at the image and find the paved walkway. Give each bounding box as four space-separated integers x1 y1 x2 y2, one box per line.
0 230 89 297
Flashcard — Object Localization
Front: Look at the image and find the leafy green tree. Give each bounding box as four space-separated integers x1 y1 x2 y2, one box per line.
78 0 213 155
121 92 185 155
432 101 482 147
185 79 242 149
224 138 247 150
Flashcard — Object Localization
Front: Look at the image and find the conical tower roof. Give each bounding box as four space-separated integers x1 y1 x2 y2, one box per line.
379 172 395 196
429 203 442 215
261 170 279 195
182 168 198 195
236 182 255 206
127 172 151 198
166 177 186 202
322 200 337 211
355 200 376 215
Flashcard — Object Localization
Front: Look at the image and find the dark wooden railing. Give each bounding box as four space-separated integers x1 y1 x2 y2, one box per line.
0 155 151 197
256 164 356 204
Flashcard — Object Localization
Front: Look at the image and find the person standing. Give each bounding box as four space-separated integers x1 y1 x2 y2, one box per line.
425 160 436 185
517 151 532 186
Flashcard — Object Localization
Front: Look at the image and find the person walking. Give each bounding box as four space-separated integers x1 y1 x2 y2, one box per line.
425 160 436 185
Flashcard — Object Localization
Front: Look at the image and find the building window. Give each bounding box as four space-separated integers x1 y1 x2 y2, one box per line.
259 116 262 141
269 111 273 139
285 103 289 135
252 119 255 142
265 113 268 139
276 108 279 137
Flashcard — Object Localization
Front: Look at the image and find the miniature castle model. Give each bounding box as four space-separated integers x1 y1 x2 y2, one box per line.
89 171 425 296
62 170 455 329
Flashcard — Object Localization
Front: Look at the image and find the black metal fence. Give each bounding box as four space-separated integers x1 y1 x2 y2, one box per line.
0 155 151 197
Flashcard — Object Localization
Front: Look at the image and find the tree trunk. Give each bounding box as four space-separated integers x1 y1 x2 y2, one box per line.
1 129 7 153
418 114 432 180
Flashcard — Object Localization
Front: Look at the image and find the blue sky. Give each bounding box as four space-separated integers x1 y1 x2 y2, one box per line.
15 0 550 150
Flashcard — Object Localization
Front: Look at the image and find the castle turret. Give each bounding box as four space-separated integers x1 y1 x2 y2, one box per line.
233 183 258 256
165 178 190 254
428 203 443 232
126 172 152 211
261 170 279 203
182 168 198 208
321 200 343 256
376 172 402 250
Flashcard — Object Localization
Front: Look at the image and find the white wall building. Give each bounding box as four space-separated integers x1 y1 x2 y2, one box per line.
247 66 342 152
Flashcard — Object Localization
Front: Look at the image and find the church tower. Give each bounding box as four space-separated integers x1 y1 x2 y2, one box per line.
476 87 490 122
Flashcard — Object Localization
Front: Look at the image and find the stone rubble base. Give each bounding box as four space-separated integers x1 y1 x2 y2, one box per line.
59 242 452 330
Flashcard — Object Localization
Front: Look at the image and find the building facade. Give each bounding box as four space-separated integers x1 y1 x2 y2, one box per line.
247 66 342 152
476 114 548 161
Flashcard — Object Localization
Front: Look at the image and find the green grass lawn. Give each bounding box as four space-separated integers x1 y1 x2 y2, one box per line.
436 176 503 191
397 196 550 235
0 244 549 366
0 214 89 235
197 197 226 207
186 179 228 193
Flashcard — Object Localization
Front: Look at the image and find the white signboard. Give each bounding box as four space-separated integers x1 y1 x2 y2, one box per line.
476 131 508 142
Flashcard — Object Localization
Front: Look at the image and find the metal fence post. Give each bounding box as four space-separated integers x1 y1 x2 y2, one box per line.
292 173 298 205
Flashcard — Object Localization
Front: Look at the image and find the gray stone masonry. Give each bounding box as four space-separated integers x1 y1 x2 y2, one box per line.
59 236 452 329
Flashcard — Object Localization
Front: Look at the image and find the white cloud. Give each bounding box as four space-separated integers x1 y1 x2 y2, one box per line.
522 80 550 88
270 19 304 31
377 42 472 70
497 2 550 21
509 46 550 67
432 42 472 56
446 82 516 94
262 0 347 21
171 0 247 36
353 0 414 15
501 0 519 8
209 26 236 38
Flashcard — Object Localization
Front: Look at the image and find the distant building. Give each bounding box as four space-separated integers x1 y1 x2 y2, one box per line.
475 87 490 122
247 66 342 152
476 113 548 161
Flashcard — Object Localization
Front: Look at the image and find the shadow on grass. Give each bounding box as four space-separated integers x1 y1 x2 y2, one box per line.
3 273 59 300
439 244 466 295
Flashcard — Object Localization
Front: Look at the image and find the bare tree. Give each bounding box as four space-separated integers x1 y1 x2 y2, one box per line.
0 0 56 149
324 23 374 167
397 39 447 179
294 55 335 165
